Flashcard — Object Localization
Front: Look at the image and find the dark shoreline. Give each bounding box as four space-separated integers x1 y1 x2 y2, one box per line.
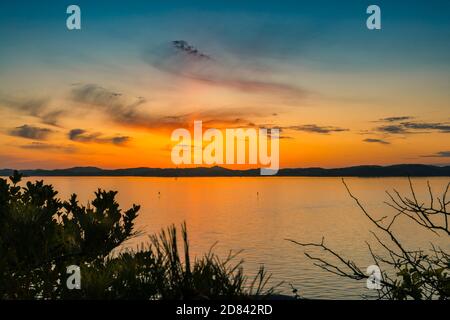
1 164 450 177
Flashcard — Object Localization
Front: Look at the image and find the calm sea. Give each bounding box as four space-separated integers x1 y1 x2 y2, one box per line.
14 176 450 299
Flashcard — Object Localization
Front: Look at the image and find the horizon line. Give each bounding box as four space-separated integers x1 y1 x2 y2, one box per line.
1 164 450 178
1 163 450 171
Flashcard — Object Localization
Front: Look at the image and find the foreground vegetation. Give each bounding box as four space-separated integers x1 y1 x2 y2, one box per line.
1 170 448 300
0 171 274 299
289 178 450 300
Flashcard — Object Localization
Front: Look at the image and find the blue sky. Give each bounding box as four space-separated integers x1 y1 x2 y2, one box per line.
1 0 449 70
0 1 449 169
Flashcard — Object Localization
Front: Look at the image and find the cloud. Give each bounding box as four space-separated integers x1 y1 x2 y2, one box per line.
286 124 349 134
421 151 450 158
70 83 276 131
40 110 67 126
69 83 284 133
402 122 450 133
0 96 66 126
111 136 130 145
374 121 450 135
378 116 413 122
70 84 146 119
4 97 49 116
145 40 307 97
363 138 390 145
9 125 53 140
376 124 408 134
20 142 76 153
68 128 131 146
257 124 348 135
69 84 176 129
172 40 211 60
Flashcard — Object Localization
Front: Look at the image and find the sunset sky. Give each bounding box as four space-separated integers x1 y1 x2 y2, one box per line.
0 0 449 169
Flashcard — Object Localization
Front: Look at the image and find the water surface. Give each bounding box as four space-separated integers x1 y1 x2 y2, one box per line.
17 176 450 299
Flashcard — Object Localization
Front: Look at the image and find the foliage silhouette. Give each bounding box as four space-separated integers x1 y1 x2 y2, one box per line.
288 178 450 300
0 171 274 299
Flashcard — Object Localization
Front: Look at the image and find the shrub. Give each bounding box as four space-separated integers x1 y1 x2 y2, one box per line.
288 178 450 300
0 171 273 299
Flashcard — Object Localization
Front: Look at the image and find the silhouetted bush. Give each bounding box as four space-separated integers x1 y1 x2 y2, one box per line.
289 178 450 300
0 171 273 299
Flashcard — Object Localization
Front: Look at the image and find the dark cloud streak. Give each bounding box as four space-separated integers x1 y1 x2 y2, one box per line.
68 128 131 146
421 151 450 158
378 116 413 122
376 125 408 134
172 40 211 60
373 121 450 135
9 125 53 140
20 142 76 153
402 122 450 133
286 124 349 134
363 138 390 145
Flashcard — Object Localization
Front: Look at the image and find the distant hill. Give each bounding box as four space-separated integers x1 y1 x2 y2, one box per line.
1 164 450 177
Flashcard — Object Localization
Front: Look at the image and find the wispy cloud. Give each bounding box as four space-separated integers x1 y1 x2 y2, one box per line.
70 83 276 131
375 124 409 134
69 83 173 128
40 110 66 126
68 128 131 146
20 142 76 152
145 40 307 97
286 124 349 134
363 138 390 145
4 83 282 134
1 97 49 116
402 122 450 133
9 124 54 140
374 121 450 135
0 96 66 126
70 84 146 122
377 116 414 122
421 151 450 158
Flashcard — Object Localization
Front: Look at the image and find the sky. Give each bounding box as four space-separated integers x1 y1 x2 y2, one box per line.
0 0 449 169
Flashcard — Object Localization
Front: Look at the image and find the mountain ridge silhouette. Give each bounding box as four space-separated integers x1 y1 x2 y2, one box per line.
1 164 450 177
